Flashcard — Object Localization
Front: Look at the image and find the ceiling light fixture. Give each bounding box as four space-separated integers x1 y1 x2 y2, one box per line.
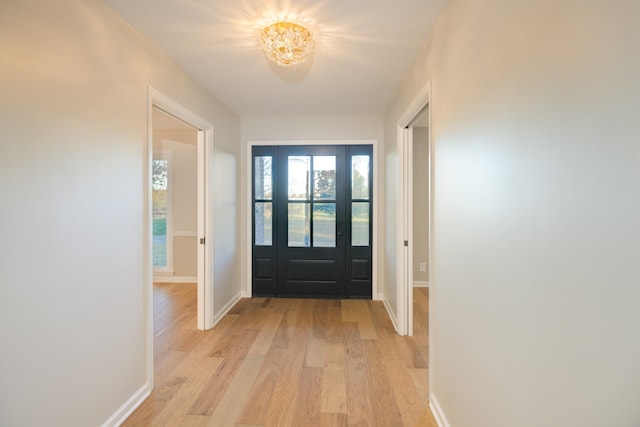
259 21 315 67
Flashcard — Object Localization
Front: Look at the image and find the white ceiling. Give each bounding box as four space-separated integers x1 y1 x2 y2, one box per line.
104 0 447 117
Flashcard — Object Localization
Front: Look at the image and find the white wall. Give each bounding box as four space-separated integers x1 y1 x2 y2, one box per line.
385 0 640 426
412 126 429 283
382 140 399 317
0 1 240 426
240 115 384 297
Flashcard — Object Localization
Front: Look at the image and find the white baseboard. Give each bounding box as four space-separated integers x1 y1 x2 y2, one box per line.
209 292 242 328
382 297 401 335
413 281 429 288
153 276 197 284
101 383 151 427
375 292 384 301
429 393 451 427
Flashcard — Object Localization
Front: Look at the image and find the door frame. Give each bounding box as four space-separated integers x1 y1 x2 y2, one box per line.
146 87 215 384
245 139 379 299
396 82 432 336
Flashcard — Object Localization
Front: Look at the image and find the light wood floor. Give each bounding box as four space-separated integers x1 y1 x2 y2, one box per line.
123 284 435 427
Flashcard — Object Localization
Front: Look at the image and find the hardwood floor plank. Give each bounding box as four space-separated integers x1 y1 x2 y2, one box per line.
344 355 374 426
121 376 187 426
359 302 379 340
249 313 284 355
321 363 347 413
383 358 426 427
236 347 286 425
408 367 429 402
341 300 378 340
271 304 301 349
153 358 224 425
415 405 439 427
305 336 325 368
264 317 308 426
325 299 345 343
177 415 211 427
187 329 258 416
206 354 265 427
320 412 348 427
363 341 404 426
291 367 323 426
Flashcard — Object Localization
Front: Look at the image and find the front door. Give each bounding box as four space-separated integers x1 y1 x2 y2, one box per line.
252 145 373 298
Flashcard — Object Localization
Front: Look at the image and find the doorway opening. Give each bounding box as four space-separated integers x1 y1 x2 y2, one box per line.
397 83 431 338
146 88 215 388
152 108 198 283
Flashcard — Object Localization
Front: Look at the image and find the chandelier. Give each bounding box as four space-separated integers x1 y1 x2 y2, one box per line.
259 21 315 67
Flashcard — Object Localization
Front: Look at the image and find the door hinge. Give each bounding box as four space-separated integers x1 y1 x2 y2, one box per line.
404 240 409 247
200 237 205 245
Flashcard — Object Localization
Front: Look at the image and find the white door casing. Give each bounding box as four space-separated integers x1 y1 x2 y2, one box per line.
146 87 215 387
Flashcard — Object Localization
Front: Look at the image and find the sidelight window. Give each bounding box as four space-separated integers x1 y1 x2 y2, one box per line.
254 155 273 246
351 155 370 246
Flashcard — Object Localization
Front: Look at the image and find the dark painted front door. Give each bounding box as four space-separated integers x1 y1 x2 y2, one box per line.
252 145 372 298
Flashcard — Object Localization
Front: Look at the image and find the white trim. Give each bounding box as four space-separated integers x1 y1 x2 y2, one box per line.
250 139 376 147
173 231 197 237
101 383 151 427
377 292 384 301
382 297 401 334
399 84 432 129
210 292 242 328
153 270 175 276
396 81 431 338
371 140 380 301
406 127 414 336
429 393 451 427
146 88 215 402
197 129 216 330
413 281 429 287
153 276 197 284
149 88 214 333
245 139 379 299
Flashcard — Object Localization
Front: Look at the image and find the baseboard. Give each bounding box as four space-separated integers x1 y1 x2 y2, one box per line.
413 281 429 288
382 297 401 335
153 276 197 284
375 292 384 301
429 393 451 427
209 292 242 328
101 383 151 427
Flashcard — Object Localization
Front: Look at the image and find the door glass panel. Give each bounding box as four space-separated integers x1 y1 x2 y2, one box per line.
255 156 272 199
288 156 310 200
352 155 370 200
352 202 370 246
313 203 336 247
313 156 336 200
152 159 168 267
255 202 272 246
288 203 310 247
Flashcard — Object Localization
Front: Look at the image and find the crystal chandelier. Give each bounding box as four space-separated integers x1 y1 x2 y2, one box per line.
259 21 315 67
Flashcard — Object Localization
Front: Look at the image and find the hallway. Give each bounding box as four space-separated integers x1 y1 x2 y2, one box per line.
124 284 431 426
